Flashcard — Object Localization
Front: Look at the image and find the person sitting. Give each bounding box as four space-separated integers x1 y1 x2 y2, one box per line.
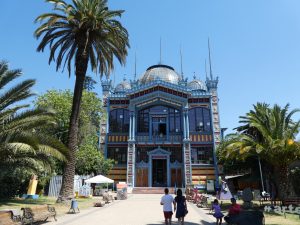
224 198 241 224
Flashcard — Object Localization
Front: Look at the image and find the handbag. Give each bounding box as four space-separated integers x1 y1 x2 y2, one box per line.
185 209 188 215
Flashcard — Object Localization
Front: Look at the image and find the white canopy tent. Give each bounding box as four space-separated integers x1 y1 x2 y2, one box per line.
85 175 114 184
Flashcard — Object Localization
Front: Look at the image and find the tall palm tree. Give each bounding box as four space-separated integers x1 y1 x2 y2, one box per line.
0 61 68 172
218 103 300 200
34 0 129 199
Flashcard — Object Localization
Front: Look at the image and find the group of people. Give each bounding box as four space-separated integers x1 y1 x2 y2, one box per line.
160 188 187 225
211 198 241 225
160 188 241 225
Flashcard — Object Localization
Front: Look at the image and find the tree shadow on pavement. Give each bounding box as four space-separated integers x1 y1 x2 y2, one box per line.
147 223 202 225
199 220 215 225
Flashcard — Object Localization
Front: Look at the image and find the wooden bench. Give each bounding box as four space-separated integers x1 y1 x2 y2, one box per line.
21 205 56 225
0 211 21 225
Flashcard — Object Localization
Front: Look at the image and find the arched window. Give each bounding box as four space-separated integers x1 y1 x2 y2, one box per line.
109 108 129 133
188 107 211 132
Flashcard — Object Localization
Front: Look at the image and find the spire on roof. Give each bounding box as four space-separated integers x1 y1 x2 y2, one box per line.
134 52 137 81
159 37 162 65
205 59 208 79
180 46 184 79
208 38 213 80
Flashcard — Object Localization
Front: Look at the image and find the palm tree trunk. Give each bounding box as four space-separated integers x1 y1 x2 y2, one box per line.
58 42 88 202
276 165 289 201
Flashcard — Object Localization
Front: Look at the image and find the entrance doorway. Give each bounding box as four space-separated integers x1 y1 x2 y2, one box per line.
152 159 167 187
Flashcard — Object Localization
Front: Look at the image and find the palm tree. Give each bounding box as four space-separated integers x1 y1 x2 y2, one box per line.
0 60 68 173
218 103 300 200
34 0 129 200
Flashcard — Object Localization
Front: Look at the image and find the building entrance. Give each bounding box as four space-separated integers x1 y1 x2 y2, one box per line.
152 159 167 187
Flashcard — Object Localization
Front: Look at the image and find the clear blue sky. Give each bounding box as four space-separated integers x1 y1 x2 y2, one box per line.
1 0 300 133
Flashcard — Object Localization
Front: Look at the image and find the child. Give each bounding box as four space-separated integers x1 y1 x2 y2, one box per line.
211 199 224 225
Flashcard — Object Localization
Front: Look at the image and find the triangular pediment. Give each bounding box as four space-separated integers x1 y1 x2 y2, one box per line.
147 147 171 156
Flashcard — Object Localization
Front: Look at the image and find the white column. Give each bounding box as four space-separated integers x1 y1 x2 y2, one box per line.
183 112 186 139
132 113 136 140
129 115 132 140
186 112 190 139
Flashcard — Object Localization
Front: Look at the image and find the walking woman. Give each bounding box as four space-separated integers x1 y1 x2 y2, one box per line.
174 189 187 225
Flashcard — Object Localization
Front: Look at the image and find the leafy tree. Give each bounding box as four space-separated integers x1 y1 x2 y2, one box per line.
35 89 110 176
0 61 68 198
35 89 104 145
76 137 114 175
35 0 129 200
218 103 300 200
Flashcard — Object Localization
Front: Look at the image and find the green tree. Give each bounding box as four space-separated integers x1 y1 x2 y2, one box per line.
0 61 68 198
76 137 113 175
35 89 104 145
35 0 129 199
218 103 300 200
35 89 108 176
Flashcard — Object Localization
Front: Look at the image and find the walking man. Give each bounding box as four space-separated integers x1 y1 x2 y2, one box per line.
160 188 175 225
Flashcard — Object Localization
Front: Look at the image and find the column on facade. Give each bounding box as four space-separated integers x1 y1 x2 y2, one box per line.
186 110 190 140
129 113 132 140
132 112 136 140
183 110 187 140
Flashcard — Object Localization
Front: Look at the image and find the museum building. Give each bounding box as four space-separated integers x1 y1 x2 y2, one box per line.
101 62 222 190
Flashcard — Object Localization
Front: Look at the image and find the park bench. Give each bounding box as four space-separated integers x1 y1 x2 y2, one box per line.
226 210 264 225
21 205 56 225
0 211 21 225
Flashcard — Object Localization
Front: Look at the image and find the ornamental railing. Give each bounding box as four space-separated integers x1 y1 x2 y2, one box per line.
135 134 182 144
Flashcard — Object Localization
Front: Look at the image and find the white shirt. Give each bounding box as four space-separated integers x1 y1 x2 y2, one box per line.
161 194 174 212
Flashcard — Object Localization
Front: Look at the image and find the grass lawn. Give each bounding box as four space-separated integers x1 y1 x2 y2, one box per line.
0 196 96 217
207 199 300 225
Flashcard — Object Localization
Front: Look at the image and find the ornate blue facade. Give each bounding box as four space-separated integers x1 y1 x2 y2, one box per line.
101 64 222 190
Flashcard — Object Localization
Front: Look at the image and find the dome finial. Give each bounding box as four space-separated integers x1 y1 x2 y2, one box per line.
193 72 196 80
158 37 163 65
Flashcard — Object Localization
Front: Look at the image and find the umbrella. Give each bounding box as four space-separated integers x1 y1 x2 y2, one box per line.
85 175 114 184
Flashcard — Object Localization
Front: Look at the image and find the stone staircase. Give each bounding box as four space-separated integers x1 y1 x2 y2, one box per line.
132 187 176 194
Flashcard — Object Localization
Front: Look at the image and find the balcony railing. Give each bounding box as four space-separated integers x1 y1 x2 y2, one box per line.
136 134 182 143
191 160 214 165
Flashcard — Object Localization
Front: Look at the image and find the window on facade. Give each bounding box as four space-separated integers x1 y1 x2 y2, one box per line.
136 147 149 163
188 107 211 132
138 109 149 132
191 147 213 164
137 106 181 133
169 147 182 163
109 109 129 133
136 147 182 163
107 147 127 164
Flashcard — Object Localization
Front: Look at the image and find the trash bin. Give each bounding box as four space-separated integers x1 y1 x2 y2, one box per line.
117 187 127 200
69 199 80 213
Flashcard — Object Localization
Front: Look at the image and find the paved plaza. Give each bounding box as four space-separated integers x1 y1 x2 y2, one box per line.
47 194 216 225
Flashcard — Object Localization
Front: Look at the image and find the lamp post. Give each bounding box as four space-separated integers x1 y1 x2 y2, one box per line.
258 156 265 192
